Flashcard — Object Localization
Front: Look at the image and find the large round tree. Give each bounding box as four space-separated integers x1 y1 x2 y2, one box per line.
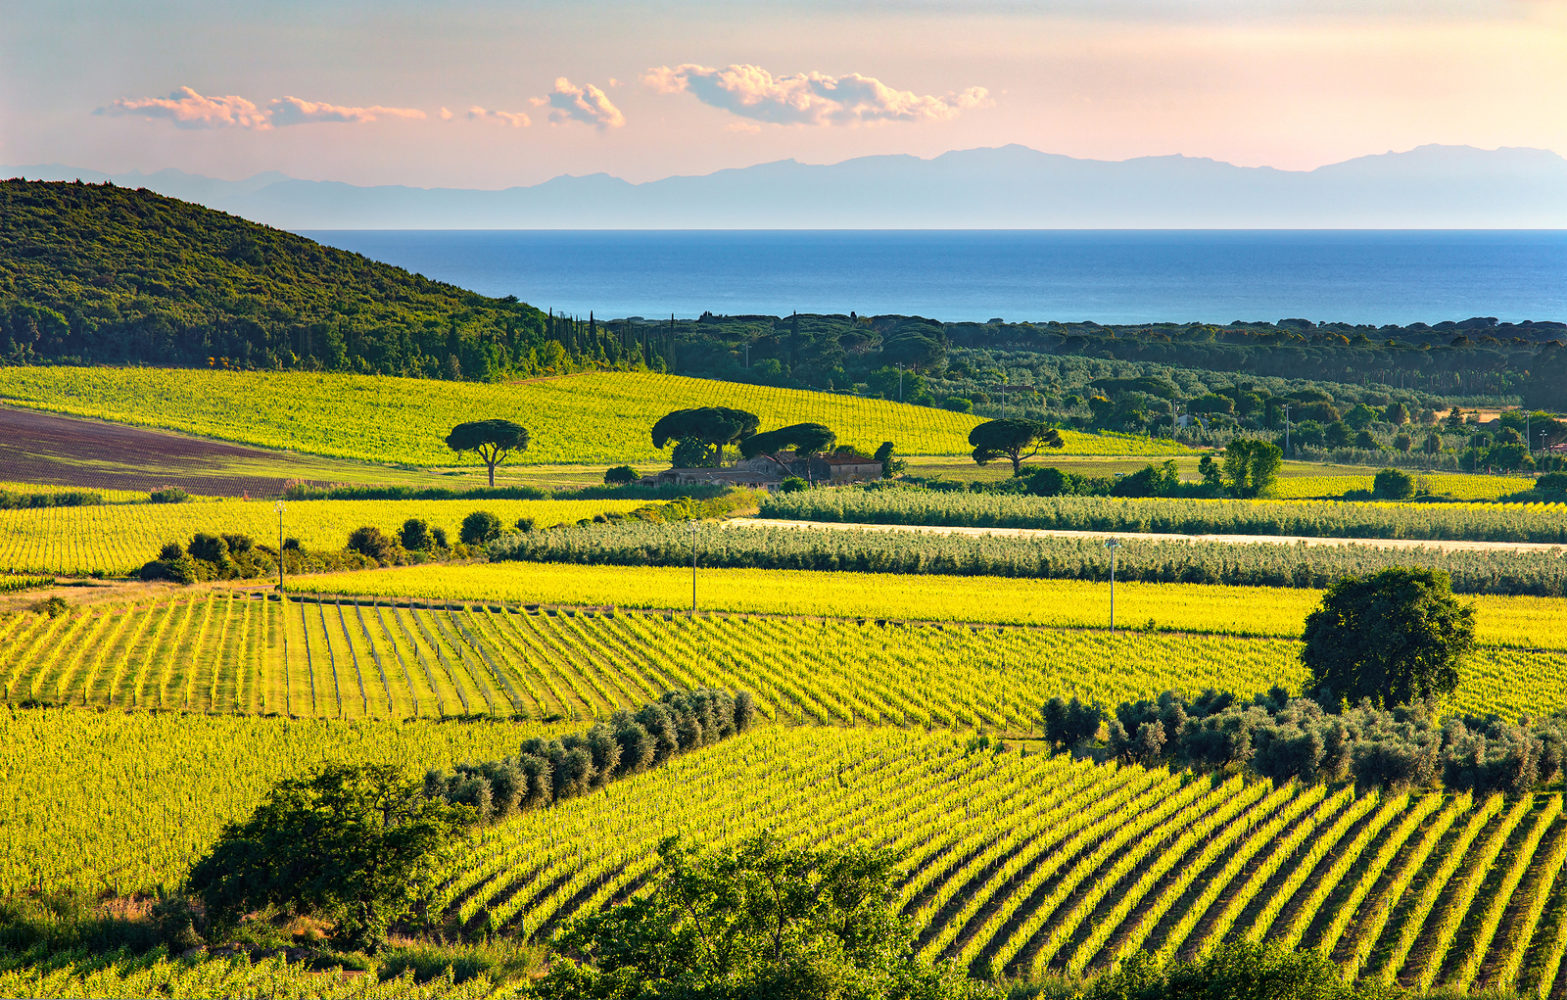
968 419 1064 475
1303 567 1476 708
651 407 760 466
445 419 529 486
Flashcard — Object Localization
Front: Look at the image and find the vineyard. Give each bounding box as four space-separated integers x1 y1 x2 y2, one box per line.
0 497 649 576
759 488 1567 544
0 367 1184 466
0 707 565 896
488 518 1567 597
285 561 1567 651
17 714 1567 996
1269 473 1537 501
4 591 1564 724
436 727 1567 994
0 950 527 1000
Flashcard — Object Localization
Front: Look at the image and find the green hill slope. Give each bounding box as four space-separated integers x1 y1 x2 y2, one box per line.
0 367 1184 464
0 179 632 379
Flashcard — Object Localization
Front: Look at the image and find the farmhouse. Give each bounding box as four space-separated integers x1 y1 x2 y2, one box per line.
738 451 883 484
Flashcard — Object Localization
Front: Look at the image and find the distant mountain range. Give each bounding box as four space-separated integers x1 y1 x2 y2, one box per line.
7 144 1566 229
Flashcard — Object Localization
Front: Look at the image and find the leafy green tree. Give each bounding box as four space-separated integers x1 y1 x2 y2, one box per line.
1221 439 1283 497
346 525 398 562
651 407 761 466
1385 401 1410 425
545 833 982 1000
1372 468 1415 500
445 419 529 487
1081 941 1396 1000
400 518 435 552
739 423 838 461
1303 567 1476 708
460 510 504 547
968 419 1063 475
186 764 471 950
874 441 905 478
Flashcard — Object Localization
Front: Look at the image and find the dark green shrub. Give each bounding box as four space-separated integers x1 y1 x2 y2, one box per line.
149 486 191 504
347 526 398 562
604 465 639 485
400 518 434 552
187 533 229 562
461 510 503 546
779 476 808 493
430 527 449 549
1372 467 1415 500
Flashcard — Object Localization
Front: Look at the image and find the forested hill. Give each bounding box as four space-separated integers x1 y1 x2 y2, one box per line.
0 180 649 380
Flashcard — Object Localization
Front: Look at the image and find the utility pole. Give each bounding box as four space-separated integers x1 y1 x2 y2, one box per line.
689 519 699 614
1284 404 1291 458
275 499 286 591
1105 538 1122 633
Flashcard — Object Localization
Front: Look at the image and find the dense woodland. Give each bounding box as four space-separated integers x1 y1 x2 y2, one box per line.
0 181 656 379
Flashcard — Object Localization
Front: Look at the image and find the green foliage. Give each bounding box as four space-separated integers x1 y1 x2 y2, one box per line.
604 466 640 486
874 441 906 478
547 832 986 1000
969 419 1064 474
186 764 472 950
400 518 436 552
780 476 809 493
739 422 838 460
1222 439 1283 497
1303 568 1477 708
1042 696 1102 750
1373 468 1416 500
445 420 529 486
0 180 574 380
652 407 762 465
1079 940 1399 1000
147 487 191 504
460 510 504 547
347 525 399 562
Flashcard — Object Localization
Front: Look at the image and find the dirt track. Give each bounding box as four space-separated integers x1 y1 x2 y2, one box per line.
732 517 1567 555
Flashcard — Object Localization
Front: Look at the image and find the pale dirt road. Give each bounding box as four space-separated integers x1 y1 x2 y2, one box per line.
731 517 1567 555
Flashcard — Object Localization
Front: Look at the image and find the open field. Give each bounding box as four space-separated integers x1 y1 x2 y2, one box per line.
6 588 1563 722
0 497 649 576
0 367 1185 466
285 562 1567 650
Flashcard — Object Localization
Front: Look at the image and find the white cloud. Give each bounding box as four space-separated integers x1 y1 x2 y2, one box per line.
465 105 532 127
542 77 626 128
99 86 270 129
642 64 991 126
267 96 425 126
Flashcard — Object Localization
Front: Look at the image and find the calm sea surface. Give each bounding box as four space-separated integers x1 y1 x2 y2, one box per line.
300 230 1567 326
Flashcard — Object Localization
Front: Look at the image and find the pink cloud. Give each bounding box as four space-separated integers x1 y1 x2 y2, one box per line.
465 105 532 128
543 77 625 129
642 64 991 126
100 87 425 129
267 96 425 127
99 86 270 129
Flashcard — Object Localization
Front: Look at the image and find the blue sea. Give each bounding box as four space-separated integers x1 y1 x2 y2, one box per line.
300 230 1567 326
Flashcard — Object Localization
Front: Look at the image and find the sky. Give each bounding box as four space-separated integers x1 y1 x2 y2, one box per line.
2 0 1564 189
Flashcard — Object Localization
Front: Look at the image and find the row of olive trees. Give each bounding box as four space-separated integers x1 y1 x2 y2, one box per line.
424 688 755 823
